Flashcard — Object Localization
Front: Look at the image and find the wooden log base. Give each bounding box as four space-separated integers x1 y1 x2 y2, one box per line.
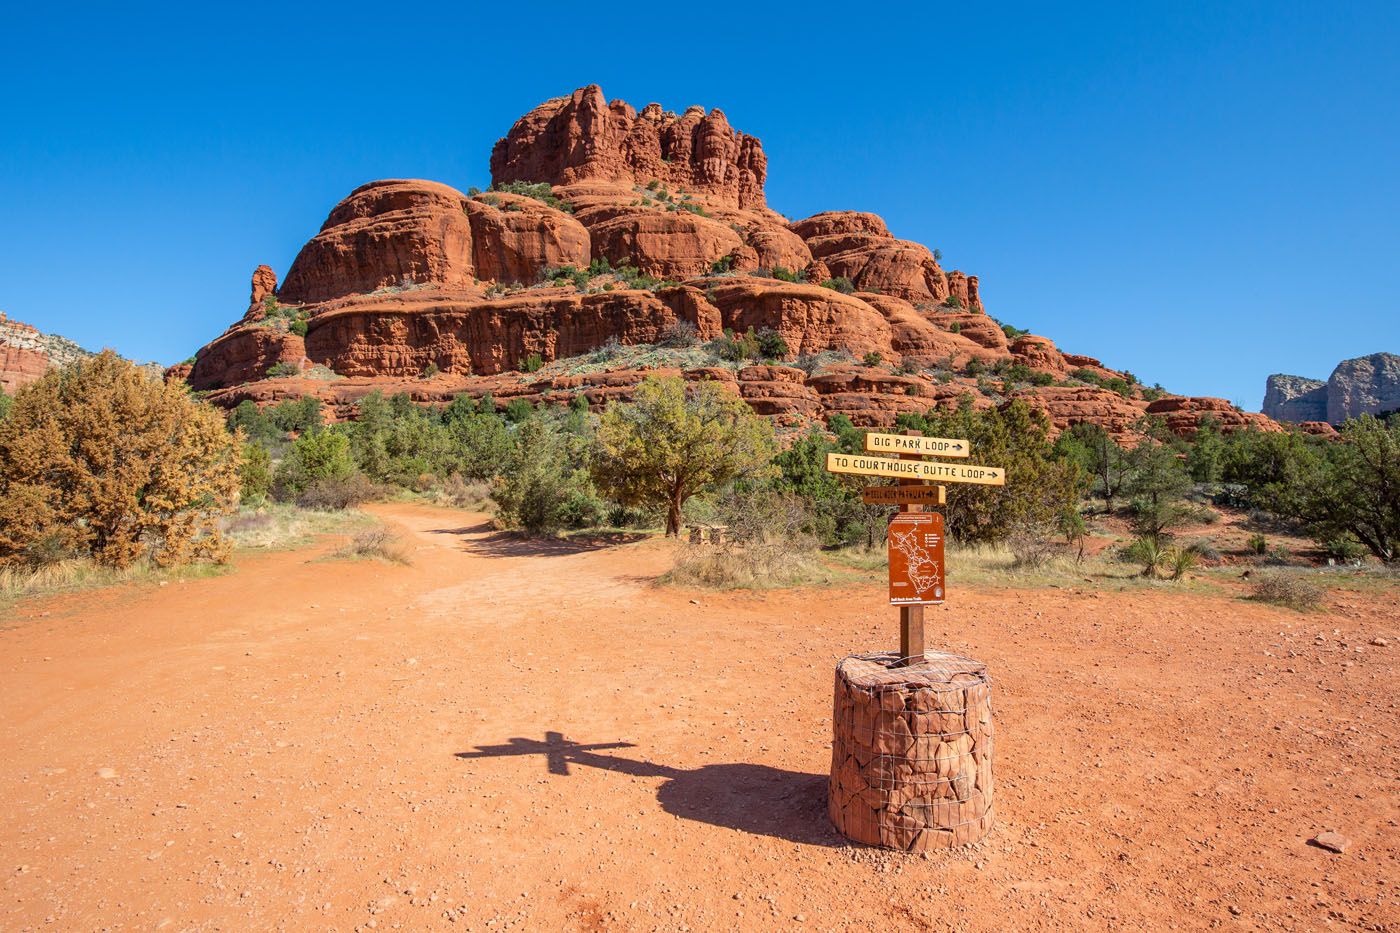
828 651 995 851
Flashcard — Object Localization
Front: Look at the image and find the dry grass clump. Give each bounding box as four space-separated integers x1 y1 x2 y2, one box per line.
426 474 494 511
223 504 374 551
1250 573 1324 611
660 489 831 589
331 527 410 565
662 541 830 589
0 559 225 608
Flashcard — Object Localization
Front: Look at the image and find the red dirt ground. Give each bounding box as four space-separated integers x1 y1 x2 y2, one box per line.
1 502 1396 931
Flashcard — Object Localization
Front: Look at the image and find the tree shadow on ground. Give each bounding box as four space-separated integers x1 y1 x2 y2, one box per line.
456 732 838 847
424 525 649 558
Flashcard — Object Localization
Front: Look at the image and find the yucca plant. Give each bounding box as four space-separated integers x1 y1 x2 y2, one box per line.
1124 536 1168 578
1164 544 1200 581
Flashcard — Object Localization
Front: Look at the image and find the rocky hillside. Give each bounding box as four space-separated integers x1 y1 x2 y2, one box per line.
1264 352 1400 425
180 85 1285 441
0 313 99 393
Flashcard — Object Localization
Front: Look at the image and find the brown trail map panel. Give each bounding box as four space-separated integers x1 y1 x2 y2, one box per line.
888 512 945 606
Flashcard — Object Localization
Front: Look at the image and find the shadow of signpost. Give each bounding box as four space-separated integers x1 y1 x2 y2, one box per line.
456 732 838 846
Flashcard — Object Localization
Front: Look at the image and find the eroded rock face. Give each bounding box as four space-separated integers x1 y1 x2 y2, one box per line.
180 86 1275 441
0 313 98 393
491 85 768 210
296 288 709 379
1010 335 1068 374
189 326 305 389
1326 352 1400 423
588 209 743 278
1145 396 1282 437
1010 386 1147 439
790 210 981 308
248 265 278 316
1263 353 1400 424
279 180 478 304
1263 374 1328 423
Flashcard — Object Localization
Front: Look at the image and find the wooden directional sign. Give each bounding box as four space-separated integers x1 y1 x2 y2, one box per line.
862 484 946 506
888 512 946 605
864 432 970 458
825 452 1005 486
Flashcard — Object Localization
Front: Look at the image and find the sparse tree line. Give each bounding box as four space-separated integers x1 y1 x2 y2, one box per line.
0 351 1396 580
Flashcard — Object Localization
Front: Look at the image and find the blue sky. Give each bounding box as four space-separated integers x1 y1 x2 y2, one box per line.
2 1 1396 410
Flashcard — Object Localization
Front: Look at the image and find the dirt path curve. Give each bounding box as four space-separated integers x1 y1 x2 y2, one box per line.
0 502 1396 931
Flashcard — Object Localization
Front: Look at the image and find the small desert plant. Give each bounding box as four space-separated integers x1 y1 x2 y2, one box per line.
421 362 440 379
266 361 300 378
862 351 884 367
658 319 699 348
521 352 545 373
942 294 964 309
754 327 789 360
333 527 410 564
1247 533 1268 555
289 318 309 337
1124 536 1168 578
1165 544 1200 581
1320 533 1367 563
710 254 735 274
430 473 493 511
1009 523 1058 569
1250 573 1323 611
297 473 382 510
709 328 761 363
821 276 856 294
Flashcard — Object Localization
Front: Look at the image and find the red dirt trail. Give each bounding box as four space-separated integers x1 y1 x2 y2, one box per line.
0 502 1396 931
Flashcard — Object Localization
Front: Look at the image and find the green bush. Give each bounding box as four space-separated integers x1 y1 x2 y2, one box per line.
273 429 357 502
710 328 761 363
821 277 856 294
289 319 309 338
895 399 1086 545
710 254 735 274
239 441 272 502
522 352 544 373
862 351 884 367
266 361 300 378
491 418 601 534
942 295 964 309
488 181 574 213
421 362 439 378
755 328 789 360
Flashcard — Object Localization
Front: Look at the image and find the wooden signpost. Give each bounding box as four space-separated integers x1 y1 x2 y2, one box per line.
824 430 1005 666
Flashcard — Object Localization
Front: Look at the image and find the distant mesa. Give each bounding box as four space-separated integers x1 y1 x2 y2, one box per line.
174 85 1287 442
1263 352 1400 424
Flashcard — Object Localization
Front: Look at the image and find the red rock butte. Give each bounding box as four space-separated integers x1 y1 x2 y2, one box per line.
178 85 1283 440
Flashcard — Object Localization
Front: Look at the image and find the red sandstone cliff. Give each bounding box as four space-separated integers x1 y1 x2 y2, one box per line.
180 86 1285 442
0 313 99 393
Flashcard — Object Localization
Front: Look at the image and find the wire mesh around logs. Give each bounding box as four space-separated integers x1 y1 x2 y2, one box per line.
828 651 994 851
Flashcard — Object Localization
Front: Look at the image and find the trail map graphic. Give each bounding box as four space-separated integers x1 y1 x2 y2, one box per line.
887 512 946 605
